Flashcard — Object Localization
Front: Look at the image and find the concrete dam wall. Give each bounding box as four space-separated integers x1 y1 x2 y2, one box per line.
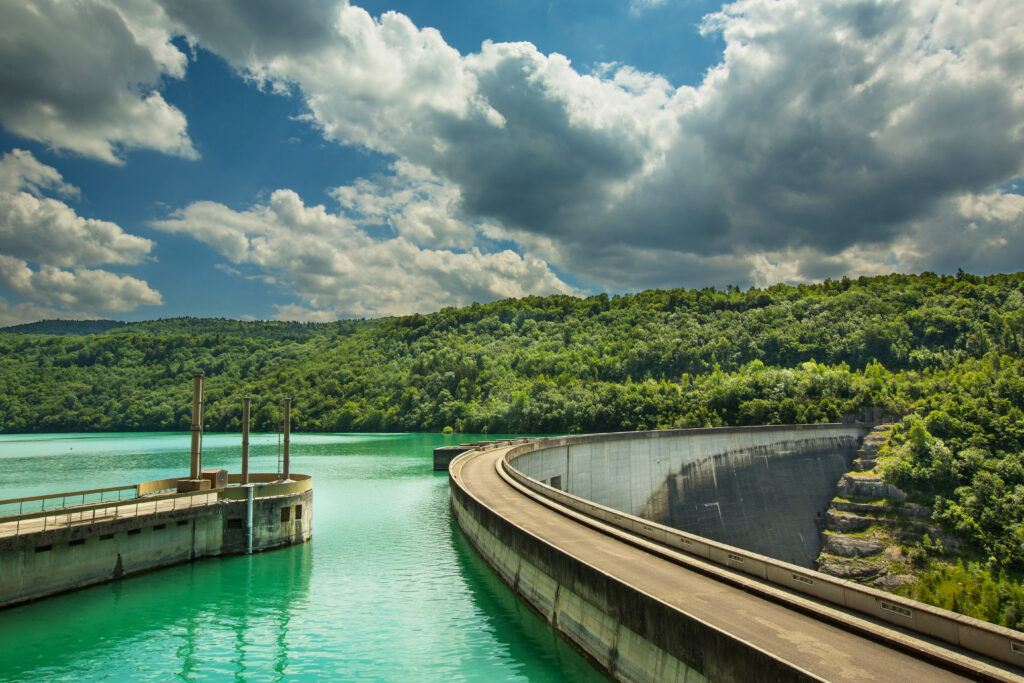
451 427 1024 678
510 425 865 568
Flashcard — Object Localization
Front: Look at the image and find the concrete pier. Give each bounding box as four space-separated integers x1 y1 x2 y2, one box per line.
0 473 312 609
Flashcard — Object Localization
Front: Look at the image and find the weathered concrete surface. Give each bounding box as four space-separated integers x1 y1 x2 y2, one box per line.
451 443 1010 682
649 438 856 566
0 488 311 609
511 425 863 568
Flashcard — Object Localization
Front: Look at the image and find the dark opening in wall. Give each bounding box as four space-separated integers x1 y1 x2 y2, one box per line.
100 534 114 541
35 544 52 553
153 524 166 531
550 475 563 490
227 518 243 529
69 539 85 547
295 504 303 519
177 520 189 526
280 507 291 523
127 528 141 536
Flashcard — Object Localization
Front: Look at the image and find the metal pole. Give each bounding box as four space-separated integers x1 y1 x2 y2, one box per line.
282 397 291 481
246 484 254 555
190 372 205 479
241 395 250 486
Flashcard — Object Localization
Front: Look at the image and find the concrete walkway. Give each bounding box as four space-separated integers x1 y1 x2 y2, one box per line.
455 445 1023 682
0 493 219 538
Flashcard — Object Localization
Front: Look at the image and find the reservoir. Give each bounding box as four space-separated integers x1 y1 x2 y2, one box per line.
0 432 603 681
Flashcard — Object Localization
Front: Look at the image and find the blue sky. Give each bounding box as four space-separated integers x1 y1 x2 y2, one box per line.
0 0 1022 324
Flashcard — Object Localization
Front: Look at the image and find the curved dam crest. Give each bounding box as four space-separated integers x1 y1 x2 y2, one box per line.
510 426 864 568
450 425 1024 679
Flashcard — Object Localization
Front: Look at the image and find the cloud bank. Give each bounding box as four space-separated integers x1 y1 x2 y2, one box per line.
153 171 577 319
0 0 196 163
0 150 161 324
3 0 1023 320
157 0 1024 294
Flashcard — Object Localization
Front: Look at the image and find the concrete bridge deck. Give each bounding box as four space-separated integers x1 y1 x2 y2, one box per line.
453 443 1022 682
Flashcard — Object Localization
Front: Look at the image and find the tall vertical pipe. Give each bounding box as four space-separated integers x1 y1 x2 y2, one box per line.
241 395 250 485
282 397 291 481
246 483 254 555
189 372 205 479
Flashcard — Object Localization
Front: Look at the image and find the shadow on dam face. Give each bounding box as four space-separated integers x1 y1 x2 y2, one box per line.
639 437 858 567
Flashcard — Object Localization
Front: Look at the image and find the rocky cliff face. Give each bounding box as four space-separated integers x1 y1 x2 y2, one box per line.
815 424 962 589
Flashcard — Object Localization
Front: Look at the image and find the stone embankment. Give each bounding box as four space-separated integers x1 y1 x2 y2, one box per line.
816 424 962 589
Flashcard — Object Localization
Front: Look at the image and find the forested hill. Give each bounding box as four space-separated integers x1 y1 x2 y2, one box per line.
1 317 373 340
6 269 1024 625
1 271 1022 436
2 319 127 335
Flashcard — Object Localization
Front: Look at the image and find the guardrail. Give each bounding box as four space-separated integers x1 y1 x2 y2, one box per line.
0 473 313 537
0 485 140 519
499 432 1024 671
0 489 218 536
221 473 312 500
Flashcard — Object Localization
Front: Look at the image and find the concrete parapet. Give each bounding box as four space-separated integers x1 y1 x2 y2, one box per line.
433 444 477 471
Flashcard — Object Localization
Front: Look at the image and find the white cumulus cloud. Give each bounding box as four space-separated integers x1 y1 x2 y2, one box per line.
13 0 1023 310
0 0 196 163
152 186 577 318
156 0 1024 290
0 150 163 322
0 254 162 312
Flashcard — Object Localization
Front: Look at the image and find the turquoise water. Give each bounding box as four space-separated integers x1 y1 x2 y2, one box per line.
0 433 605 681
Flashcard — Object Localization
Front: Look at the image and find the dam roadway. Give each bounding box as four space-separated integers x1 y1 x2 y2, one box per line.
452 442 1022 682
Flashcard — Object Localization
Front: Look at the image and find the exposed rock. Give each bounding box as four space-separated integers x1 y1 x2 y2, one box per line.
816 556 886 580
836 473 907 501
822 534 885 557
825 510 874 532
817 421 968 596
873 573 916 590
852 425 892 472
832 500 931 517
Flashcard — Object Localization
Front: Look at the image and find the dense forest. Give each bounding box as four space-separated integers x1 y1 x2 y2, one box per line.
3 271 1022 436
3 270 1024 623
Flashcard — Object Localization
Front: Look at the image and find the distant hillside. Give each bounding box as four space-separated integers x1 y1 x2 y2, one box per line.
106 317 375 340
1 319 126 335
0 316 375 340
2 272 1023 436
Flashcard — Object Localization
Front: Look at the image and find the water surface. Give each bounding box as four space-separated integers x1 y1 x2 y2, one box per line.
0 432 604 681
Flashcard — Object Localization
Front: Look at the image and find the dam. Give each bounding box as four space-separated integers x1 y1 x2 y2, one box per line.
448 425 1024 681
510 424 861 567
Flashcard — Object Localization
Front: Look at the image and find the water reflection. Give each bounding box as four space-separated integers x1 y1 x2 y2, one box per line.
448 519 609 681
